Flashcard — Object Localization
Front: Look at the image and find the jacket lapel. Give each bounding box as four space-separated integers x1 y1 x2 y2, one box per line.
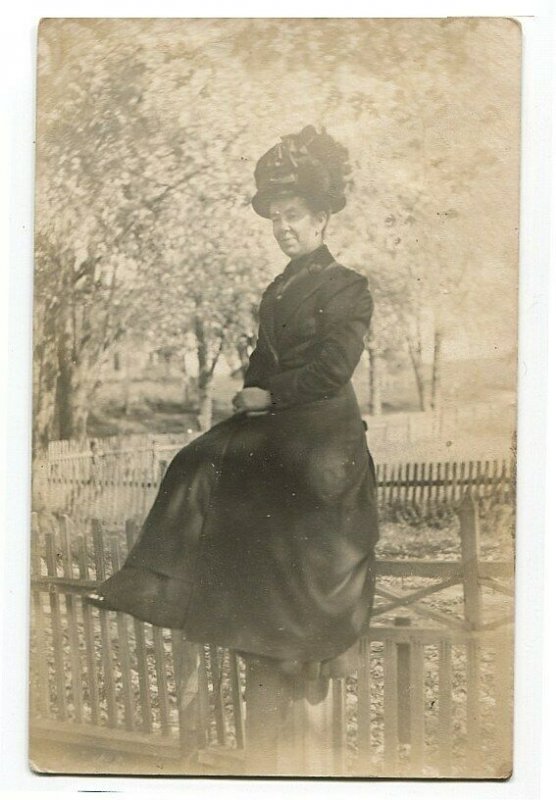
273 247 336 344
257 284 280 365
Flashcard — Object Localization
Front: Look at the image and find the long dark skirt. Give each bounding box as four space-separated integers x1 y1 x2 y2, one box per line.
98 381 379 665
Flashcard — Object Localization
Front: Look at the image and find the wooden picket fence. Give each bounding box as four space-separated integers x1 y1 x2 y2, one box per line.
29 495 514 777
37 441 515 526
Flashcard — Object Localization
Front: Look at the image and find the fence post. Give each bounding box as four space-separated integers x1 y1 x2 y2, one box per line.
457 492 483 772
244 657 290 775
91 519 118 728
243 657 334 776
30 513 49 717
171 630 202 760
395 617 411 744
458 492 483 629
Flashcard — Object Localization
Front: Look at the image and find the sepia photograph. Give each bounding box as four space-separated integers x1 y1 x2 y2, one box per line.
29 17 520 778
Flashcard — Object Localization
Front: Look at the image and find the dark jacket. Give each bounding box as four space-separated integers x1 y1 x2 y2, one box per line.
98 244 379 665
244 244 373 409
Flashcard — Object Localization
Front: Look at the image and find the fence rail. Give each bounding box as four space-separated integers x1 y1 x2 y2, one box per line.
29 500 514 777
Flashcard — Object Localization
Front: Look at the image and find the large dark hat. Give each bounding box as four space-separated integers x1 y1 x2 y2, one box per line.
252 125 351 219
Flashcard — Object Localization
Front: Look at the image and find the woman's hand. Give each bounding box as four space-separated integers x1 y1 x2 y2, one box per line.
232 387 272 414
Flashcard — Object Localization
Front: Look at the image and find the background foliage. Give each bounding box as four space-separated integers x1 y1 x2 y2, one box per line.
34 18 520 450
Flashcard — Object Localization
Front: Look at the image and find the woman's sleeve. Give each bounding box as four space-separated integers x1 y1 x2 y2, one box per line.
242 339 270 390
267 273 373 409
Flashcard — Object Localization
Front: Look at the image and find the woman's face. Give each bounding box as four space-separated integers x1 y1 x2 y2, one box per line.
269 195 327 259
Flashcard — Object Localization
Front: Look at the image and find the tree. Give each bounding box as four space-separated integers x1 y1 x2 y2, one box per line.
34 18 519 446
35 25 166 447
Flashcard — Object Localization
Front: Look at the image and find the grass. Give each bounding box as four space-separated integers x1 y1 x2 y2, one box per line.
88 352 516 441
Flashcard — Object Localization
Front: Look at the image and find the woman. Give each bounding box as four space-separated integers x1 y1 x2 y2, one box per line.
90 125 380 679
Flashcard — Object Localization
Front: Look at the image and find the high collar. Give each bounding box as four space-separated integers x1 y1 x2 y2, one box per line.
283 244 333 278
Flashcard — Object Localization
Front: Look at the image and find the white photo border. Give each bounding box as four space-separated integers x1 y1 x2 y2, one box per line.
1 2 554 798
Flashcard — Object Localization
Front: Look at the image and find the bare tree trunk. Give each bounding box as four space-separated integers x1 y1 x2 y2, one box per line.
236 335 252 380
54 368 91 442
197 378 213 431
164 353 172 378
367 341 383 416
70 381 90 441
183 352 189 405
54 344 74 441
194 314 223 432
32 331 58 455
182 350 199 409
430 329 443 410
407 337 429 412
54 329 93 443
195 316 211 430
122 343 132 415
